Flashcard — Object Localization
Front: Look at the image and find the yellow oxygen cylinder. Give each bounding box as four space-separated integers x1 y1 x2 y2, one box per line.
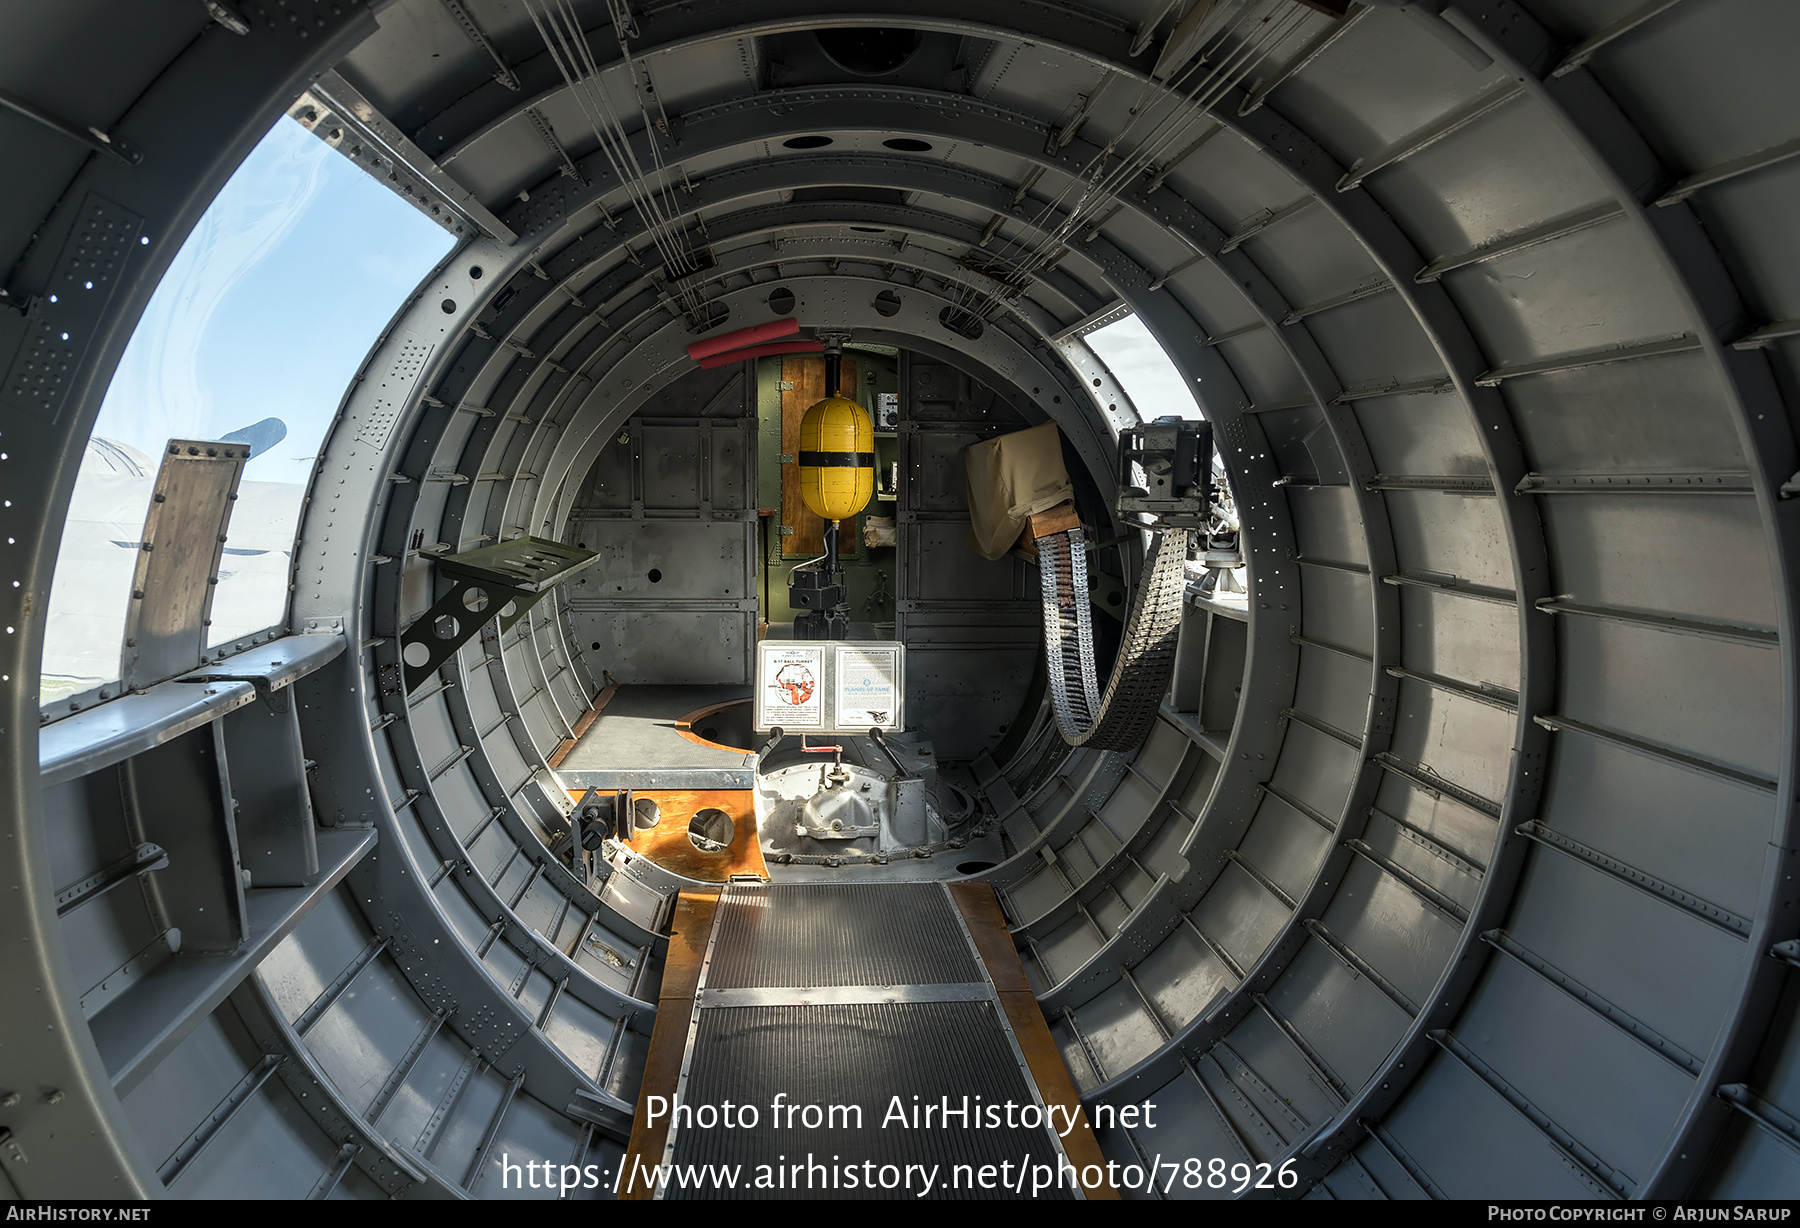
797 394 876 521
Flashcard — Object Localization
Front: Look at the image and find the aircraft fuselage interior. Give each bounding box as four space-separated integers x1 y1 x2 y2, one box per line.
4 0 1800 1201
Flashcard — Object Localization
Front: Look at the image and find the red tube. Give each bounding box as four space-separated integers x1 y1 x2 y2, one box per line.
685 316 800 361
696 338 822 369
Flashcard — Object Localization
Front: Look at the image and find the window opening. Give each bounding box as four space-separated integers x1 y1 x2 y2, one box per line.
41 116 454 711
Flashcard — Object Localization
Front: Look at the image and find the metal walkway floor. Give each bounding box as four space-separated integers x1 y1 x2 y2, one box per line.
621 882 1117 1199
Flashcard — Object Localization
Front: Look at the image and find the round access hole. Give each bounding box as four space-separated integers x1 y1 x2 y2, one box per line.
767 287 795 315
874 289 902 317
647 568 662 583
633 797 661 830
689 808 735 853
957 861 997 875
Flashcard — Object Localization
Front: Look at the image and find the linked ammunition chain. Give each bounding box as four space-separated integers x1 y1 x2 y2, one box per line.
1039 526 1191 751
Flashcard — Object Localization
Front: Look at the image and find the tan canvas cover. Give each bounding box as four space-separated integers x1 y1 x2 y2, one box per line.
965 421 1075 560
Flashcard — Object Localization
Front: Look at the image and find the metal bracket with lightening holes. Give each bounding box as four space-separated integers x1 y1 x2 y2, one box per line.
399 537 598 691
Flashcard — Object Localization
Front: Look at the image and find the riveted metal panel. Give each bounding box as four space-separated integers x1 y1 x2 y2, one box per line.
1072 974 1166 1078
573 519 749 601
1139 803 1197 881
1456 955 1697 1182
1593 0 1800 171
1365 100 1613 261
1319 854 1463 1010
1216 327 1312 407
1304 293 1449 391
902 641 1038 760
257 889 380 1028
1221 1011 1341 1133
434 768 493 842
1505 348 1743 472
1383 489 1514 591
1540 491 1774 627
1098 769 1160 831
1441 221 1694 363
1265 939 1411 1090
1106 1070 1247 1197
1036 910 1108 984
1300 564 1373 653
1241 205 1381 314
1274 7 1510 157
407 693 461 772
1396 584 1519 693
1380 1051 1608 1198
391 800 443 875
1354 396 1490 478
1135 921 1233 1032
1707 1110 1800 1196
306 954 436 1118
569 609 750 685
1289 483 1370 565
1192 1050 1295 1160
1388 679 1516 803
1192 862 1292 974
1697 160 1800 319
467 1091 583 1197
1361 805 1484 916
1537 733 1770 929
434 877 495 949
540 990 614 1080
158 1070 339 1199
512 876 563 938
1505 850 1743 1061
515 967 555 1022
1294 643 1377 744
1260 405 1323 478
1560 614 1779 780
1239 797 1333 901
0 193 142 425
423 1063 508 1175
1266 718 1361 824
373 1029 467 1151
120 442 248 691
463 823 515 892
1369 764 1495 872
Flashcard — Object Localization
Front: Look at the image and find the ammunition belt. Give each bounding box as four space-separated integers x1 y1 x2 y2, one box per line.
1038 526 1190 751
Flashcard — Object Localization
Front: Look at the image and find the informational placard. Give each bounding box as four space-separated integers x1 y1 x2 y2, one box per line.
835 645 901 731
758 643 824 730
755 640 905 733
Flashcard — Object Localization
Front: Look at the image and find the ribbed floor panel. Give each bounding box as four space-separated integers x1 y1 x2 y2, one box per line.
706 884 983 988
667 1001 1072 1200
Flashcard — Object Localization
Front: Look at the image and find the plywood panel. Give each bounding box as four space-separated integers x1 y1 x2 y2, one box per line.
599 788 769 883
